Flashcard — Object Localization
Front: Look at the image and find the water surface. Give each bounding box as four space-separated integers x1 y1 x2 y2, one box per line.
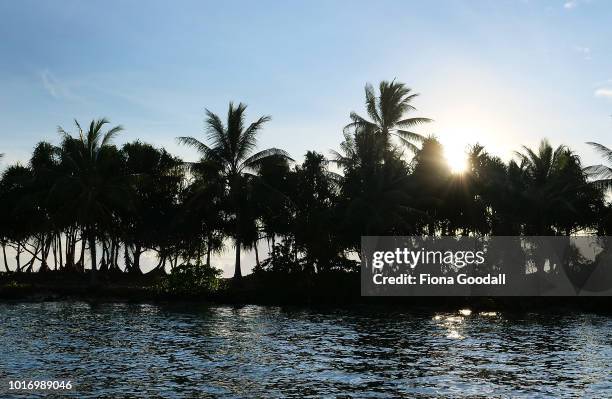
0 302 610 398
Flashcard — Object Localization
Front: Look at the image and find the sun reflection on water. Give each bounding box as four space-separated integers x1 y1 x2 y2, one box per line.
432 312 468 339
480 311 498 317
458 309 472 316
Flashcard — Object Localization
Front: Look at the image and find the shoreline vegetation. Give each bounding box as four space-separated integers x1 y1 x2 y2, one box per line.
1 80 612 307
1 272 611 313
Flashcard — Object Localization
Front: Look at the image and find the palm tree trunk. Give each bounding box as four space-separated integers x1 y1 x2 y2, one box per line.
58 233 63 270
100 240 108 272
2 242 10 272
79 230 86 272
153 255 166 272
39 234 50 272
52 236 58 271
234 237 242 279
113 242 120 271
124 245 131 272
234 204 242 279
89 229 97 272
133 244 142 274
16 242 21 272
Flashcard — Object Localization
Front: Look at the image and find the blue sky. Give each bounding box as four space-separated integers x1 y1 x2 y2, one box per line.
1 0 612 169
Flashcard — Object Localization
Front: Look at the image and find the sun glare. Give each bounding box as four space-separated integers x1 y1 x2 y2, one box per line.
439 130 472 174
445 149 468 174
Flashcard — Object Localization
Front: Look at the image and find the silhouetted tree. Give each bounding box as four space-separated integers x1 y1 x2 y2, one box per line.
178 102 291 279
410 137 452 235
515 140 601 235
335 127 416 253
57 118 127 273
0 82 609 288
344 80 431 154
292 151 342 272
120 141 184 273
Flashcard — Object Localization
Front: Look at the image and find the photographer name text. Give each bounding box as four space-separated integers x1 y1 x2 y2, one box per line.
370 248 505 286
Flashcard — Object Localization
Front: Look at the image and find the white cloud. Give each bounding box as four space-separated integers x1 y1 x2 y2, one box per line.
40 69 80 101
564 0 592 9
595 88 612 98
564 0 577 9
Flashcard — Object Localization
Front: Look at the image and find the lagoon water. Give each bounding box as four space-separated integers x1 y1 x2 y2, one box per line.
0 302 610 398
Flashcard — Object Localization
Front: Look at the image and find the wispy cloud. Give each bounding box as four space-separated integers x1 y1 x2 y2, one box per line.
40 69 80 101
564 0 578 9
574 46 591 60
595 88 612 98
564 0 591 10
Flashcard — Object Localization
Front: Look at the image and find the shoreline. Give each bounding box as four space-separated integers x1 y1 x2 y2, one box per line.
1 272 610 314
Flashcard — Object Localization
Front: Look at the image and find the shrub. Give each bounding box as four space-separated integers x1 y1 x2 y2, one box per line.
158 263 222 296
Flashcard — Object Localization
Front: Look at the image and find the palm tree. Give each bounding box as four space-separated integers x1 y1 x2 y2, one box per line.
514 140 568 235
344 80 431 154
514 140 569 186
29 142 61 272
464 144 512 235
178 102 291 279
57 118 125 273
514 139 601 236
585 142 612 189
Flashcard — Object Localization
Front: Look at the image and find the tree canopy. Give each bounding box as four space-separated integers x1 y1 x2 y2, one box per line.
0 80 610 280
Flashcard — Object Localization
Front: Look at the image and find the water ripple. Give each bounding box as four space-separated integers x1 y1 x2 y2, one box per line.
0 302 610 398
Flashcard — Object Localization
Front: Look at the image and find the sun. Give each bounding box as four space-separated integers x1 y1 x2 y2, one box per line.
445 148 468 174
439 132 471 174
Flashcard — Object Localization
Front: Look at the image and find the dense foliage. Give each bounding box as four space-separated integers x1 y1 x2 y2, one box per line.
156 263 222 296
0 80 611 281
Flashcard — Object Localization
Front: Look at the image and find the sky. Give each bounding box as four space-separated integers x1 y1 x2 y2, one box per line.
1 0 612 275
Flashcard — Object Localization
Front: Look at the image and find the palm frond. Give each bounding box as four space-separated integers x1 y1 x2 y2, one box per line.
402 93 420 102
551 144 567 163
396 117 432 128
343 112 376 134
237 115 271 161
394 129 426 143
328 149 352 169
516 146 539 167
100 125 123 148
325 170 344 186
227 102 247 156
587 142 612 163
329 149 346 161
364 83 382 124
88 120 97 144
204 109 228 150
240 148 292 172
94 118 110 133
391 134 420 153
57 126 71 140
513 150 529 166
179 160 222 179
584 164 612 180
176 136 214 158
74 119 84 142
